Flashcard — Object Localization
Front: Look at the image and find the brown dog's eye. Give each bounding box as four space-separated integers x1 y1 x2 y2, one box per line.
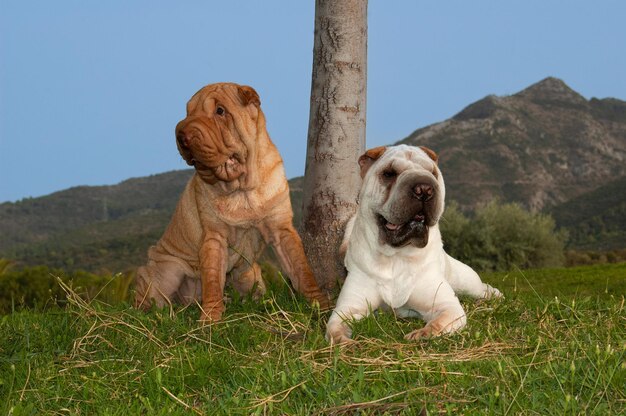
216 106 225 116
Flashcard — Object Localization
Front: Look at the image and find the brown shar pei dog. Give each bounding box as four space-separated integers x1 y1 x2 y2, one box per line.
135 82 330 321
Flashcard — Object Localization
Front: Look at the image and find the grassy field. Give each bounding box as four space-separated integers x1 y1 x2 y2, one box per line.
1 263 624 415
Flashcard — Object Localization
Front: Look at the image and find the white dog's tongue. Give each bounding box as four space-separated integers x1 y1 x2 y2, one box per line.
385 222 400 231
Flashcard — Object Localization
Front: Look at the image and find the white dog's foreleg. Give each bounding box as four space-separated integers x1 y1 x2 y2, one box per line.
404 280 467 340
404 302 467 340
444 254 502 299
326 311 364 344
325 272 382 344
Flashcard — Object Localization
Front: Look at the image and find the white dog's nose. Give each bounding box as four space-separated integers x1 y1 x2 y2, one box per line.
413 184 434 201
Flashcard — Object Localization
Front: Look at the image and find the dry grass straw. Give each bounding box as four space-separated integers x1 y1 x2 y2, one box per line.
52 276 556 415
57 277 167 357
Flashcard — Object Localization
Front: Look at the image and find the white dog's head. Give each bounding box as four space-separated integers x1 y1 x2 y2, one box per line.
357 144 445 248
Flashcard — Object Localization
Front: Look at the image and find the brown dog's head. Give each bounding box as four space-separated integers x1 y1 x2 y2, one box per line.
358 144 445 248
175 83 264 192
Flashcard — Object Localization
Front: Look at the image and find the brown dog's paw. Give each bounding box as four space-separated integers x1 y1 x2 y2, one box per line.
199 311 223 323
320 297 333 311
306 288 332 311
249 282 267 302
199 303 224 323
134 296 150 311
311 295 332 311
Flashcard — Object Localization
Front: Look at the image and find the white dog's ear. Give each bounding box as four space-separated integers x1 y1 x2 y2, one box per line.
358 146 387 178
419 146 438 164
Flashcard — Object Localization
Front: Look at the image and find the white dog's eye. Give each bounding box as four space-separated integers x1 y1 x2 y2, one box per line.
216 106 225 116
382 169 397 179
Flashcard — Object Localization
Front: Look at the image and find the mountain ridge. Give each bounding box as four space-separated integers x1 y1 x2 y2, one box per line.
401 77 626 211
1 77 624 272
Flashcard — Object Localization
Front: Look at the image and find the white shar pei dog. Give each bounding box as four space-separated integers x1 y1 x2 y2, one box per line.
326 144 502 344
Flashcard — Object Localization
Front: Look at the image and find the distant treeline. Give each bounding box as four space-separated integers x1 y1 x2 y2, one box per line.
0 260 133 314
440 201 626 271
2 201 626 314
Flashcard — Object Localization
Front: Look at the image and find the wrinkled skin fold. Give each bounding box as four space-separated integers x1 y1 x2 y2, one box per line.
327 144 502 344
135 83 329 322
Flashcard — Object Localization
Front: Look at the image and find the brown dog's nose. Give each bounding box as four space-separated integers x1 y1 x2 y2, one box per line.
176 132 189 148
413 184 434 201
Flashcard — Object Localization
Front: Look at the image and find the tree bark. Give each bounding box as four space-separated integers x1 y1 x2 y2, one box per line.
301 0 367 291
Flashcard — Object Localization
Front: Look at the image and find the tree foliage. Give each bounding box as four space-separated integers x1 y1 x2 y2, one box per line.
441 201 567 272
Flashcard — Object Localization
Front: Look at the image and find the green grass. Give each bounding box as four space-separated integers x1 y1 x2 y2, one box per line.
1 264 624 415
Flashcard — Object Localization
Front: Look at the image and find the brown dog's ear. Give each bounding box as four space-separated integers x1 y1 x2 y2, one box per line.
238 85 261 107
419 146 438 164
358 146 387 178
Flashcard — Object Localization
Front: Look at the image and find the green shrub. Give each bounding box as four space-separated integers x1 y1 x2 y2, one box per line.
565 248 626 266
441 201 567 272
0 263 133 314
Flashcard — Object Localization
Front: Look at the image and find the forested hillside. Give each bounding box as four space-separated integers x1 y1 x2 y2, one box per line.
1 77 624 272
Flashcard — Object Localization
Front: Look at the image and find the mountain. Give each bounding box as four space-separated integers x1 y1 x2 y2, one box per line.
549 176 626 251
1 77 624 272
0 170 193 272
0 170 306 273
401 77 626 211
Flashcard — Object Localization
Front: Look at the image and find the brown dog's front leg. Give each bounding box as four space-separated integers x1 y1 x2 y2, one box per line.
199 234 228 322
261 221 330 310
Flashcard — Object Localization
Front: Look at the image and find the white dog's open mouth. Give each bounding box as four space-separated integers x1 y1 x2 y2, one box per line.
377 213 429 248
382 214 425 231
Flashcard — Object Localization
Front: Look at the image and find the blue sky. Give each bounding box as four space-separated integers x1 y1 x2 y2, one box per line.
1 1 625 203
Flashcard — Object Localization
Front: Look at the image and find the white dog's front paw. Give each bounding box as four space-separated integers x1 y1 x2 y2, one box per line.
327 332 355 345
483 285 503 299
404 327 436 340
326 324 355 345
405 308 467 341
326 320 354 345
